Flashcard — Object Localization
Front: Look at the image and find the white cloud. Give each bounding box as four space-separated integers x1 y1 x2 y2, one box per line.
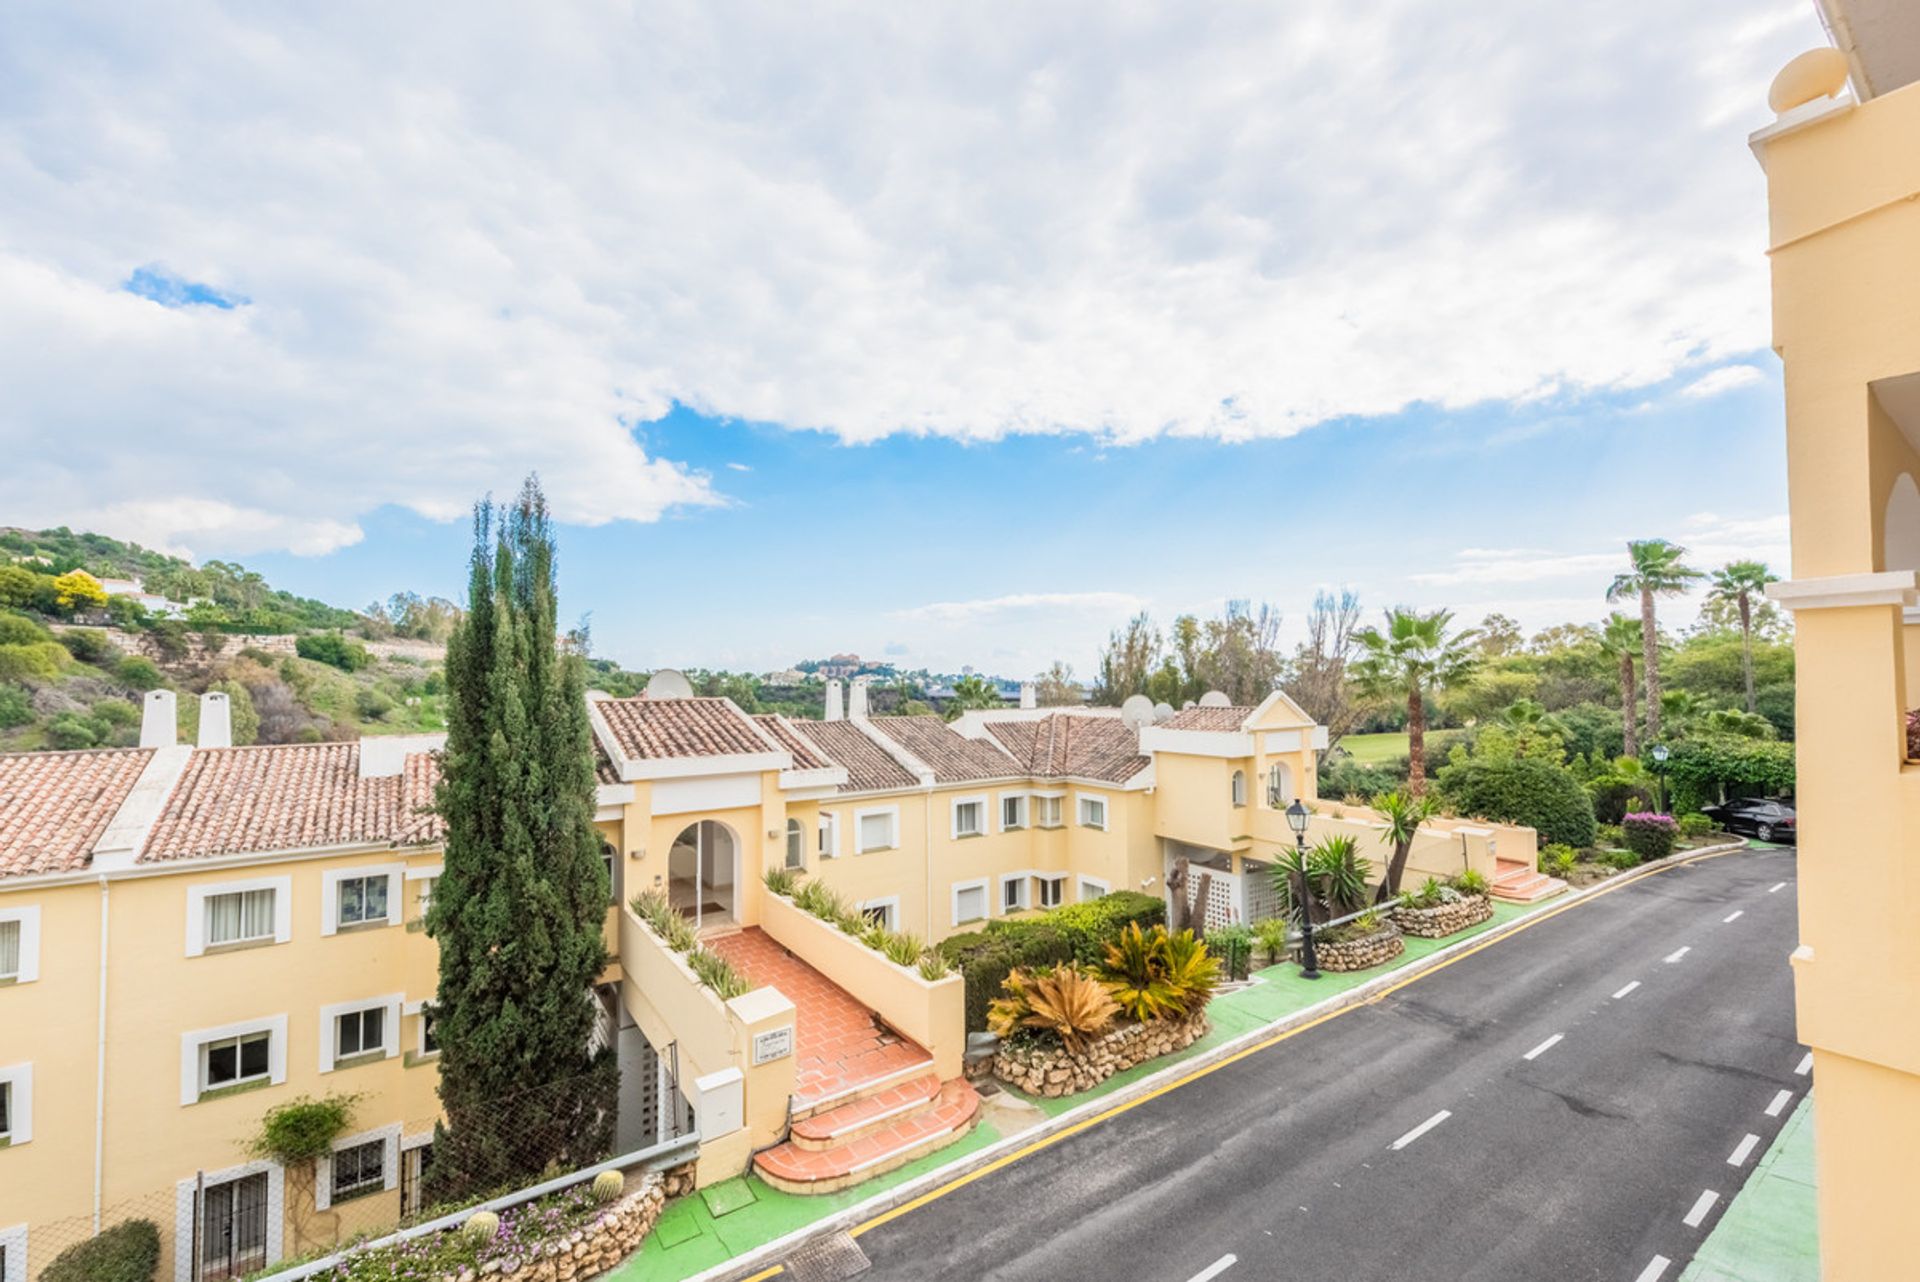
0 1 1821 554
892 591 1147 624
1680 364 1768 398
1411 548 1624 588
725 462 752 472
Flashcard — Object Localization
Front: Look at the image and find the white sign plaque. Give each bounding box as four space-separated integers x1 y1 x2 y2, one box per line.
752 1025 794 1065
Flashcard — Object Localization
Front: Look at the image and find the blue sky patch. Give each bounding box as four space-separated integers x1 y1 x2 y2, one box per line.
123 266 247 310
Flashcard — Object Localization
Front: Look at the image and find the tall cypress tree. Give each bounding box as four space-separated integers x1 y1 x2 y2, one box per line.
426 478 615 1200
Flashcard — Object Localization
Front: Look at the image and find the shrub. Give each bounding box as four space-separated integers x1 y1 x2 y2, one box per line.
1439 756 1597 848
1678 812 1714 839
1588 775 1658 825
880 930 926 968
1538 844 1579 878
1254 918 1290 964
297 632 372 672
793 879 851 925
115 655 162 689
0 685 29 729
1400 877 1453 910
45 714 100 749
941 924 1075 1032
1595 822 1624 847
1273 834 1373 922
248 1093 360 1165
989 966 1119 1052
1206 924 1254 981
1601 847 1641 870
39 1217 161 1282
1450 869 1488 897
917 951 951 981
1043 890 1166 965
0 612 48 645
57 627 119 665
1097 923 1220 1022
355 687 397 720
1622 813 1679 862
687 948 751 999
763 867 799 897
0 640 65 682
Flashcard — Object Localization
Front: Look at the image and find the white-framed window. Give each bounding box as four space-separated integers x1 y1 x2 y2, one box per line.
319 996 402 1073
818 812 841 859
951 879 990 926
0 1222 27 1282
1000 793 1028 832
1077 876 1112 903
405 864 442 927
859 897 900 931
855 806 899 854
1231 769 1247 807
181 1015 287 1105
321 865 403 936
417 876 438 918
1035 875 1066 909
402 999 439 1062
401 1134 435 1218
1033 794 1064 829
186 877 291 959
314 1123 400 1212
951 795 987 839
1267 762 1295 808
1077 795 1108 830
601 840 619 906
0 907 39 984
785 819 805 870
999 874 1029 914
420 1010 439 1057
0 1063 32 1146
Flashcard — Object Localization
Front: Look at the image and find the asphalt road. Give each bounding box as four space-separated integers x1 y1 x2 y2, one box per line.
848 847 1804 1282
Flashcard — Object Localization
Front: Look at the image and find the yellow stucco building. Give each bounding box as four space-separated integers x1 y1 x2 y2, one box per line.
0 677 1536 1279
1752 4 1920 1277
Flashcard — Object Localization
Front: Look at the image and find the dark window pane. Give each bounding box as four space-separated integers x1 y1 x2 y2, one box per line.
239 1033 269 1078
364 877 388 919
207 1041 237 1085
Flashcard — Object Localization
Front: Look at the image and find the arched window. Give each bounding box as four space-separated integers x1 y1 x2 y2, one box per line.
1230 770 1246 807
785 819 805 870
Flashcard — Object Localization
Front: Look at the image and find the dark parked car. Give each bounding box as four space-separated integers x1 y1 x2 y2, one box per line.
1700 797 1797 844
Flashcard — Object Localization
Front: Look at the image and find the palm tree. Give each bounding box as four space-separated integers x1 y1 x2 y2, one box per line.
1598 613 1643 758
1606 540 1702 745
1372 788 1438 903
1350 608 1482 796
1708 560 1779 714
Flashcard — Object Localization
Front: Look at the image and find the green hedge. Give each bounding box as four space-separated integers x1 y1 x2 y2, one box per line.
1439 756 1597 849
938 891 1165 1032
1622 813 1678 862
41 1218 160 1282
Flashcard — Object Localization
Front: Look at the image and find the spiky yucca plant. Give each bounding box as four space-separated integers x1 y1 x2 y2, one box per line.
1159 929 1221 1017
988 966 1118 1053
1097 923 1183 1023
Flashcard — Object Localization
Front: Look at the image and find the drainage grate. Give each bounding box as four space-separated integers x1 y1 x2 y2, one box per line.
782 1231 872 1281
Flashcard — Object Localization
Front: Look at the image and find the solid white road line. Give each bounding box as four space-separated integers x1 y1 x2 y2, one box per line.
1634 1255 1672 1282
1728 1133 1762 1166
1390 1110 1452 1151
1766 1089 1794 1118
1612 981 1641 999
1795 1052 1814 1076
1769 882 1787 893
1522 1034 1564 1061
1186 1254 1237 1282
1723 911 1743 923
1684 1189 1720 1228
1664 946 1691 963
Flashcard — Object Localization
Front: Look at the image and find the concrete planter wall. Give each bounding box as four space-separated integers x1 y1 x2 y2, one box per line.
993 1013 1210 1098
1314 924 1405 972
1388 894 1493 940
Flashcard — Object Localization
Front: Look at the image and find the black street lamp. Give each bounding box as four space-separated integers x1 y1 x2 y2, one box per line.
1285 799 1321 980
1650 743 1671 814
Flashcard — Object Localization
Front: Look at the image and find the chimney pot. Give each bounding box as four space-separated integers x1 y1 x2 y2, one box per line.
824 679 844 722
197 691 232 749
848 675 871 720
1019 682 1036 710
139 689 178 749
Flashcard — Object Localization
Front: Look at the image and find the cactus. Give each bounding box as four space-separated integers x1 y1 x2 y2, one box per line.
592 1170 624 1203
461 1210 500 1244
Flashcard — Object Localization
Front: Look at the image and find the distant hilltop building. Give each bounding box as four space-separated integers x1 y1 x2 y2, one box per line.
94 575 193 618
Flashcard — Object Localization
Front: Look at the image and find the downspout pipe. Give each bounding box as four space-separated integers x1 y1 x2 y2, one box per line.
94 874 110 1232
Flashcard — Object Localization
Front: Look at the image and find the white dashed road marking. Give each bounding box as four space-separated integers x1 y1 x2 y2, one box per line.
1767 1089 1793 1117
1728 1133 1762 1166
1390 1110 1451 1151
1795 1052 1814 1076
1186 1254 1237 1282
1769 882 1787 893
1522 1034 1564 1062
1723 911 1743 923
1664 947 1690 964
1634 1255 1672 1282
1684 1190 1720 1228
1612 981 1640 999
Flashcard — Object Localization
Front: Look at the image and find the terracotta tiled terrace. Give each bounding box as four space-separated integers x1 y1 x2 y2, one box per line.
705 927 932 1106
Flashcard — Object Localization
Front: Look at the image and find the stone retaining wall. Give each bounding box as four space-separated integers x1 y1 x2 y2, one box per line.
993 1013 1209 1098
1388 894 1493 939
1314 924 1405 972
480 1169 682 1282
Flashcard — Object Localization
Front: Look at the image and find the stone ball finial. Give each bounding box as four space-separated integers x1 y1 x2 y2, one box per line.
1768 47 1849 114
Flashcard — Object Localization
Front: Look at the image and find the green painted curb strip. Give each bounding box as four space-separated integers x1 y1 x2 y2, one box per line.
1681 1096 1818 1282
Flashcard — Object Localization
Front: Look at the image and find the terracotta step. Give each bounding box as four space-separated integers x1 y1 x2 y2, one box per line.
789 1049 935 1121
790 1073 942 1151
756 1080 981 1196
1490 870 1568 903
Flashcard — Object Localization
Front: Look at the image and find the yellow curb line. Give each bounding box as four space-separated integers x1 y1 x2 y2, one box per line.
734 839 1755 1281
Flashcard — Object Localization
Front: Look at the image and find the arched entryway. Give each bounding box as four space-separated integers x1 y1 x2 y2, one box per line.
667 820 738 929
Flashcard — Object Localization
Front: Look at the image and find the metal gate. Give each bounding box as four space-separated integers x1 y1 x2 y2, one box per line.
196 1171 269 1281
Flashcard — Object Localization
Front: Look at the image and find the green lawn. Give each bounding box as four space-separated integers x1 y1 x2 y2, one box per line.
1338 731 1409 764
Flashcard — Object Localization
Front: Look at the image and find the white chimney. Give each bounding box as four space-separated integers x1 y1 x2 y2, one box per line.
139 689 178 748
848 675 870 720
359 733 448 779
824 679 844 722
1019 682 1036 710
197 691 232 749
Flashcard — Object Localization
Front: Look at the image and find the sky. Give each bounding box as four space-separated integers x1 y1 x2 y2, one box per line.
0 2 1821 677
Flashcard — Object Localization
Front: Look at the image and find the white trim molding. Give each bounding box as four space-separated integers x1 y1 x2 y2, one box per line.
185 875 293 958
318 993 404 1073
1035 872 1068 909
321 863 405 937
1767 570 1918 612
1076 792 1109 830
817 811 841 859
950 794 989 840
0 1063 32 1146
0 1223 25 1282
0 906 40 984
858 896 901 931
1077 875 1113 902
950 878 990 927
314 1121 402 1211
998 791 1029 832
852 805 900 854
180 1014 288 1105
175 1160 284 1282
997 872 1030 914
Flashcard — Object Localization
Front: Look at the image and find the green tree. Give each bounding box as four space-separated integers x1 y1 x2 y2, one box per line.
1350 608 1482 797
427 478 615 1201
1707 560 1780 715
945 673 1003 718
1372 788 1437 903
1033 660 1083 707
1598 613 1643 758
208 679 260 745
1094 612 1161 704
1606 540 1702 744
51 569 108 613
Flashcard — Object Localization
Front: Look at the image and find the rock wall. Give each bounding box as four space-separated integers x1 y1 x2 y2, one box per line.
1314 925 1405 972
1389 894 1493 940
993 1014 1209 1098
485 1172 674 1282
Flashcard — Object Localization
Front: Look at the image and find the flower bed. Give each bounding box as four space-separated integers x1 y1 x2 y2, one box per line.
1313 923 1405 972
1389 894 1492 939
994 1013 1210 1098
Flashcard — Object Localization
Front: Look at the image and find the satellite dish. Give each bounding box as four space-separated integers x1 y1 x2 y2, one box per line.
1181 699 1196 710
1199 690 1232 708
1120 694 1154 729
646 668 694 700
1153 701 1176 723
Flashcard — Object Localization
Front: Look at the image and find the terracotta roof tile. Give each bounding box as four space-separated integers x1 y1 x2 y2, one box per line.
791 721 919 793
752 716 834 771
1160 706 1256 733
0 748 154 878
594 697 775 761
141 742 443 862
592 737 621 785
984 714 1149 784
867 716 1021 784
